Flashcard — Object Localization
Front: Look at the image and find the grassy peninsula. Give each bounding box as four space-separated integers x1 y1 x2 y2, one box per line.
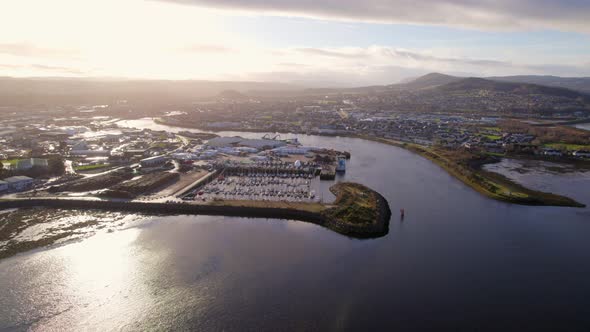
207 182 391 237
368 137 585 207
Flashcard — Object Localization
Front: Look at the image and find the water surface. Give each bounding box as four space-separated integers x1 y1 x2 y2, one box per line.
1 119 590 331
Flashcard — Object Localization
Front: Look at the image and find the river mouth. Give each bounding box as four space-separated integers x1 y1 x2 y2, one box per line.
2 117 590 331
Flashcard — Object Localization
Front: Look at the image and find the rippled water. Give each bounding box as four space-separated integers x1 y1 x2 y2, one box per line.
1 119 590 331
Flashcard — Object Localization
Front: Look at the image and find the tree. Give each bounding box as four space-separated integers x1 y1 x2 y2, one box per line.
47 157 65 176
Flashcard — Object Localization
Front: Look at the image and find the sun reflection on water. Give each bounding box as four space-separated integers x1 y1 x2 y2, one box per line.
36 229 158 331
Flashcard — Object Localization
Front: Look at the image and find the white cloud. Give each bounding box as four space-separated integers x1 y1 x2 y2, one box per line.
159 0 590 34
0 43 77 58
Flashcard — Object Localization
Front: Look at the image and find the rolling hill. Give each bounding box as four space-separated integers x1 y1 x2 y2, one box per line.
393 72 462 90
434 77 588 99
487 75 590 94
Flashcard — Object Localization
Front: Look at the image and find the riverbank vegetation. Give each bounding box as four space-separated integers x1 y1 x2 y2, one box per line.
323 183 380 225
370 137 585 207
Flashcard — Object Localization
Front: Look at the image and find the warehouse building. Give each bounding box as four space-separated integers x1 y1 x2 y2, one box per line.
140 155 169 167
4 176 34 191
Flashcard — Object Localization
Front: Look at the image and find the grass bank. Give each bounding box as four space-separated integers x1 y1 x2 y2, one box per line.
363 136 585 208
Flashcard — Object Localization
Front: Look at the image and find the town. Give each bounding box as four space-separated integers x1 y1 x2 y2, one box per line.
1 90 589 198
158 95 590 159
0 112 350 203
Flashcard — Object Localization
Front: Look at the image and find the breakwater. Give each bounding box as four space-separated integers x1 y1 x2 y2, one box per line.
0 188 391 238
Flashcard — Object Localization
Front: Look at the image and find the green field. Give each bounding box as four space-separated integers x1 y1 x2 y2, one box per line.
74 164 110 171
482 126 501 132
1 159 20 166
544 143 590 151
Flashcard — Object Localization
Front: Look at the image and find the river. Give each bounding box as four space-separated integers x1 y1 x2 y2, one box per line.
1 118 590 331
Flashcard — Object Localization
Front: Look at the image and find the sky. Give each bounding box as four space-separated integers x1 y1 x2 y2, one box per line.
1 0 589 86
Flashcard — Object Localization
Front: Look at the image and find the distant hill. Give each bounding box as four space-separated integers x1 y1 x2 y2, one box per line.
1 73 589 108
0 77 301 106
435 77 588 99
300 73 462 95
217 89 249 100
394 72 462 90
395 73 590 96
298 84 392 96
487 75 590 94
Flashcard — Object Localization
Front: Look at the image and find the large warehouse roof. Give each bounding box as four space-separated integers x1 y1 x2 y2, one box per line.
206 136 287 149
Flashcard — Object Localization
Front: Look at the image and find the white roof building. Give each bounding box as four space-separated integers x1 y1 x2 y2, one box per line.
140 155 169 167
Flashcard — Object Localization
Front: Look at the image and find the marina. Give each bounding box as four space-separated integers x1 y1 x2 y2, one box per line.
183 172 319 202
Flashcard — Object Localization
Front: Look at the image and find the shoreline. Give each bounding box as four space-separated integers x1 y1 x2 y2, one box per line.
361 136 585 207
0 183 391 244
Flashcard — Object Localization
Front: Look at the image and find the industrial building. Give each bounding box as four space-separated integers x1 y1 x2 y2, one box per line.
0 180 8 192
2 158 48 171
140 155 169 167
206 136 287 150
3 176 34 191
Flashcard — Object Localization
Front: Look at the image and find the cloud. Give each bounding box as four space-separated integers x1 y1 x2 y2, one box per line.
295 48 361 59
286 46 514 69
259 45 590 85
0 43 77 58
0 63 87 74
157 0 590 33
180 44 235 53
30 64 87 74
